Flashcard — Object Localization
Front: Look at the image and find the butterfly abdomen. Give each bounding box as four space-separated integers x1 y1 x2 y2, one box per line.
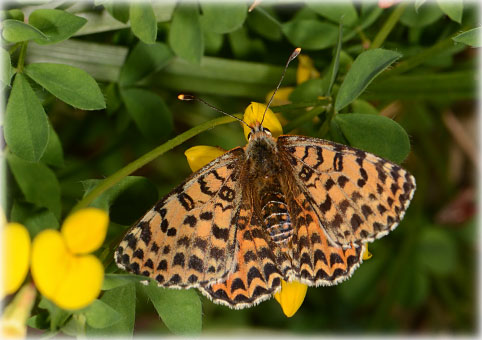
261 191 293 244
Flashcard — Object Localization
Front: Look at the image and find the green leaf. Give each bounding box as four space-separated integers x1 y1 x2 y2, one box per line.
436 0 463 23
307 2 358 26
121 88 173 141
289 79 324 102
351 99 379 115
169 5 203 64
246 8 282 41
400 3 443 28
83 300 123 329
7 152 61 218
334 113 411 163
119 42 173 86
282 19 339 50
141 282 202 335
104 1 130 23
200 3 247 33
152 2 176 22
38 297 71 331
203 30 224 54
452 27 481 47
0 48 13 89
29 9 87 44
415 0 427 11
10 202 59 237
4 74 49 161
40 123 64 167
1 19 49 43
102 274 147 290
0 9 24 21
25 63 106 110
61 315 86 337
129 1 157 44
86 283 136 336
418 227 457 275
321 23 343 96
228 26 266 59
335 48 402 112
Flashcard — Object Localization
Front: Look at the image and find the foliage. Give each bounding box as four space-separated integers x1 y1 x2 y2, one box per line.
1 0 477 337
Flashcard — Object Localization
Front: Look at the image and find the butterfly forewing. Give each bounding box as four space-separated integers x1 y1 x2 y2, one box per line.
278 135 416 248
115 148 245 287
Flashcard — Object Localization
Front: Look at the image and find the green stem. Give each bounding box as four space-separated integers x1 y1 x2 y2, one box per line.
16 42 28 73
71 114 242 212
370 2 407 49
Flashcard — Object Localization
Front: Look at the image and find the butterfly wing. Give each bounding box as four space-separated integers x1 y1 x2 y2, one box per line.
198 202 290 308
115 148 245 288
278 135 416 248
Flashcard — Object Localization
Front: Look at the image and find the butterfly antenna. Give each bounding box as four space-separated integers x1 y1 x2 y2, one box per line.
261 47 301 126
178 94 250 129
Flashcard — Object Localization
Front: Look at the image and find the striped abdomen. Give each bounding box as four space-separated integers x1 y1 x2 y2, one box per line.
261 191 293 244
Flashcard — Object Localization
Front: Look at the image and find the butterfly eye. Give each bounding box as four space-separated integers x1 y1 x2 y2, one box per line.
247 132 253 140
263 127 272 136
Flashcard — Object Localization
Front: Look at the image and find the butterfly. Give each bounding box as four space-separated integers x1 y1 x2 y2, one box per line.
115 49 416 309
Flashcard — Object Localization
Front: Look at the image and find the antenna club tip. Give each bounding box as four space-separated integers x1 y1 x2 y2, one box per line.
178 94 194 101
295 47 301 53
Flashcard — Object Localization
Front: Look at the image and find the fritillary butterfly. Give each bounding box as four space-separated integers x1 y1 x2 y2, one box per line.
115 50 416 309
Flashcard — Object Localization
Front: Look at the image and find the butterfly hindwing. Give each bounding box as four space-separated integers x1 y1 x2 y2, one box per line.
278 135 416 248
115 148 245 287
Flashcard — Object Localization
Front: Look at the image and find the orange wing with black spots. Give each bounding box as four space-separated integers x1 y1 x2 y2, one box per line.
199 203 290 308
278 135 416 248
115 148 245 288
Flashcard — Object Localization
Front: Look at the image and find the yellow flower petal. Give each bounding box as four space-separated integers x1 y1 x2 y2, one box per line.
0 283 36 339
297 55 320 84
184 145 227 172
243 102 283 140
363 245 372 260
31 229 70 300
274 280 308 317
2 223 31 297
265 87 294 106
53 255 103 310
61 208 108 254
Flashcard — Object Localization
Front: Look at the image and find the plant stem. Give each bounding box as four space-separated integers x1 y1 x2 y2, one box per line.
71 114 242 212
370 2 407 49
16 42 28 73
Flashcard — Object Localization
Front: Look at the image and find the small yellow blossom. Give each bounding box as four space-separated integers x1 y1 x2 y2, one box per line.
2 223 30 298
363 245 372 260
185 145 226 172
31 208 108 310
274 280 308 317
0 283 36 339
242 102 283 140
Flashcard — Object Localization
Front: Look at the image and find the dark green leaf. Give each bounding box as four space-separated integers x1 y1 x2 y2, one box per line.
307 2 358 26
38 297 71 331
1 20 48 43
418 228 457 275
400 3 444 27
4 74 49 161
321 23 343 96
121 88 173 141
334 113 410 163
25 63 106 110
359 3 383 30
83 300 123 329
119 42 173 86
29 9 87 44
40 123 64 167
200 3 247 33
129 2 157 44
415 0 427 11
203 30 224 54
0 9 24 21
104 1 130 23
1 47 13 89
228 26 266 59
102 274 146 290
452 27 481 47
141 282 202 335
436 0 463 23
7 152 61 218
169 5 203 64
289 79 324 102
335 48 401 111
247 8 282 41
10 202 59 237
86 283 135 336
27 313 50 330
282 19 339 50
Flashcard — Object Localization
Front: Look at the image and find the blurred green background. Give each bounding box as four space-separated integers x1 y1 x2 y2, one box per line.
3 0 477 335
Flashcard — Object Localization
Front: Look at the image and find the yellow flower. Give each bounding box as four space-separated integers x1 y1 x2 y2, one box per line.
242 102 283 140
0 283 36 339
274 280 308 317
31 208 108 310
363 245 372 260
2 223 31 298
185 145 226 172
